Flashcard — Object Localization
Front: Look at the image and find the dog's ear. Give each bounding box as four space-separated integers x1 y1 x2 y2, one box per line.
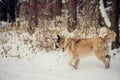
57 35 61 40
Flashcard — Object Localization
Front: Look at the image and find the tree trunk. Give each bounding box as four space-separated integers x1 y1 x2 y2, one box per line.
103 0 107 8
68 0 77 32
7 0 17 22
28 0 37 31
111 0 119 49
0 1 7 21
53 0 62 18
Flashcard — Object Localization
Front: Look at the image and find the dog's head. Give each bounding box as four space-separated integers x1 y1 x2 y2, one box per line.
55 35 65 51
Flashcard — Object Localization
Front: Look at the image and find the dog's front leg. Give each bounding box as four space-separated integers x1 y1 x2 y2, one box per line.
69 56 80 69
74 58 80 69
69 57 74 66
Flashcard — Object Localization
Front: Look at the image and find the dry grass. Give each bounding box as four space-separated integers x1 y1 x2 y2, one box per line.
0 16 101 54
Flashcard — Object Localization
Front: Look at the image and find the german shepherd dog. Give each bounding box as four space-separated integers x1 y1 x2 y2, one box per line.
55 27 116 69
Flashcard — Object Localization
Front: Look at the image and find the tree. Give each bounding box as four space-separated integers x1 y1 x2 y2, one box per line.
0 0 17 22
68 0 77 32
53 0 62 18
46 0 53 19
7 0 17 22
46 0 62 19
103 0 107 8
0 1 7 21
110 0 119 49
28 0 37 31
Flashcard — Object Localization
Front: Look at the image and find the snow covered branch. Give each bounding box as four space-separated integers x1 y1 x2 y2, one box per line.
99 0 111 27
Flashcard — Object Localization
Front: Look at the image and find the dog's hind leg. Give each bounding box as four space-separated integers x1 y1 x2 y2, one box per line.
95 53 110 69
105 55 111 68
94 48 110 69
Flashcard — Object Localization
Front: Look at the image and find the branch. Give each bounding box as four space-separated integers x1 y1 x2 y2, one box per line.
99 0 111 27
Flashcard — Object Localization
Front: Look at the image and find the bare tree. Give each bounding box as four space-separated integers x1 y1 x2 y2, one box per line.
0 0 17 22
8 0 17 22
0 0 7 21
103 0 107 8
28 0 37 31
68 0 77 32
53 0 62 18
111 0 119 49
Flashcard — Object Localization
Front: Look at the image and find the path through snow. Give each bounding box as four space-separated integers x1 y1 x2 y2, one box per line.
0 50 120 80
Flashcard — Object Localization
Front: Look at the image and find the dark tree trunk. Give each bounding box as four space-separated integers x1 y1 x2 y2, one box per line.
7 0 17 22
0 1 7 21
103 0 107 8
28 0 37 31
16 0 20 17
68 0 77 32
0 0 17 22
111 0 119 49
53 0 62 18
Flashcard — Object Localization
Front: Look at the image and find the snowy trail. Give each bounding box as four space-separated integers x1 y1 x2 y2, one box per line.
0 51 120 80
0 68 65 80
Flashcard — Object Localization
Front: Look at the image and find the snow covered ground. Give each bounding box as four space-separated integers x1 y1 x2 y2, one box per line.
0 24 120 80
0 48 120 80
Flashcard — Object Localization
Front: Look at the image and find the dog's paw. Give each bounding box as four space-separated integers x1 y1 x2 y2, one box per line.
71 64 78 69
105 63 110 69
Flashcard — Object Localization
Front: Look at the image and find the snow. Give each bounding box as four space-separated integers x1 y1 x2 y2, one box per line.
0 27 120 80
0 49 120 80
99 0 111 27
0 19 120 80
0 21 9 27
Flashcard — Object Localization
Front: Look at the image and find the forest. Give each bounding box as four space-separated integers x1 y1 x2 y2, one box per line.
0 0 120 80
0 0 120 49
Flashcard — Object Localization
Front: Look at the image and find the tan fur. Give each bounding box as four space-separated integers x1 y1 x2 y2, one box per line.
56 27 116 69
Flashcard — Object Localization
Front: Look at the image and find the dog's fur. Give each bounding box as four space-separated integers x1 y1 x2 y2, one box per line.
56 27 116 69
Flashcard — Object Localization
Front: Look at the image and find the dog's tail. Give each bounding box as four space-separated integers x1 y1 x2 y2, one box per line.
99 27 116 42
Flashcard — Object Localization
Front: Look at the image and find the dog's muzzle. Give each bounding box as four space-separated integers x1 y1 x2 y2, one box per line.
55 45 59 48
55 45 64 52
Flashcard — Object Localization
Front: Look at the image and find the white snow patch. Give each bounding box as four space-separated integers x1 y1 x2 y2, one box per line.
0 21 9 27
0 48 120 80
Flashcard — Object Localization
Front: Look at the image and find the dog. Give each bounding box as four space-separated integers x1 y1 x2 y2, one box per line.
55 27 116 69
